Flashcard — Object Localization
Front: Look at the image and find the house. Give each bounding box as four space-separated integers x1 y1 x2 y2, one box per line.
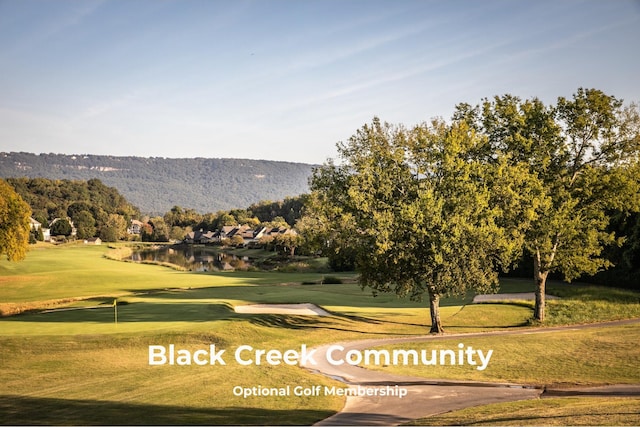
183 229 218 244
263 226 298 238
219 225 269 247
182 224 297 247
29 218 41 231
128 219 144 235
183 230 199 244
84 237 102 245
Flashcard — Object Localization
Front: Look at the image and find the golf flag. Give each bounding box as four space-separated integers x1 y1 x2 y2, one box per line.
113 299 117 306
113 299 118 325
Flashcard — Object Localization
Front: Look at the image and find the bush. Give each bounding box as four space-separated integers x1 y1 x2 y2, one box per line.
321 276 343 284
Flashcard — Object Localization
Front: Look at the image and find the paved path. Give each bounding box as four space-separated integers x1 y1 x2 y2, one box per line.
301 318 640 426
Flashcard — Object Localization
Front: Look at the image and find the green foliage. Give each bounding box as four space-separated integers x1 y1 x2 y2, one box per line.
73 210 96 239
50 218 72 236
142 217 169 242
456 88 640 320
249 196 309 226
160 196 308 243
6 177 140 240
0 154 313 214
309 118 527 332
163 205 201 228
99 226 118 243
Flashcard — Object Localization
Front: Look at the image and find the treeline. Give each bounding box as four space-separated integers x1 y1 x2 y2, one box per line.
4 170 639 290
164 196 307 229
147 196 308 242
6 176 308 244
0 153 314 214
505 212 640 289
7 177 140 242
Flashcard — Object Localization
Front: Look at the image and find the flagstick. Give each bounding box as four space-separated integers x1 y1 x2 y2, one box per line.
114 299 118 326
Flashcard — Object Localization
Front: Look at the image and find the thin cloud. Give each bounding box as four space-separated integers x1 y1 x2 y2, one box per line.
73 90 143 121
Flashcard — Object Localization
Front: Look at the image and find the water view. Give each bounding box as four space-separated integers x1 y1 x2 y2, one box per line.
129 245 252 271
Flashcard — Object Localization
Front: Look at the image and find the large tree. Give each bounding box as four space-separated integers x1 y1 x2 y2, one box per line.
308 118 529 333
456 88 640 321
0 179 31 261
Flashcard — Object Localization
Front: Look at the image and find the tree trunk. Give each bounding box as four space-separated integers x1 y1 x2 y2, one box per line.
533 254 549 322
427 286 444 334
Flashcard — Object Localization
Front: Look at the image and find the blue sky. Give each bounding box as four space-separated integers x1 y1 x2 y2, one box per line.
1 0 639 164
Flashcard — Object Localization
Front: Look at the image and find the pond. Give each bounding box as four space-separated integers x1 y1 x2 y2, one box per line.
129 245 252 271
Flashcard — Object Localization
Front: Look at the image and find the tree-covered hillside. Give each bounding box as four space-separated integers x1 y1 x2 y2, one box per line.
0 153 314 214
6 177 140 241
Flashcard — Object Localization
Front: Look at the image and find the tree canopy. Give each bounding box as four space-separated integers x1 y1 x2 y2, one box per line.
455 88 640 320
6 177 140 241
0 179 31 261
309 118 528 333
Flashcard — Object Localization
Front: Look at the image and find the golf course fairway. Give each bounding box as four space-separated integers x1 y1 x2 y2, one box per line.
1 243 639 425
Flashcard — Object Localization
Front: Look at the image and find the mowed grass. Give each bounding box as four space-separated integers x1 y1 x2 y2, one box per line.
0 330 343 425
367 323 640 386
0 244 344 304
407 398 640 426
0 245 449 425
1 244 640 425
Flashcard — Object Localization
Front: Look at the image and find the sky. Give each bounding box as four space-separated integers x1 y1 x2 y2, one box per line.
0 0 639 164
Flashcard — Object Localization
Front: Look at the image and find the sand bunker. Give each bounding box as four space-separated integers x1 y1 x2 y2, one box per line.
234 303 330 316
473 292 560 303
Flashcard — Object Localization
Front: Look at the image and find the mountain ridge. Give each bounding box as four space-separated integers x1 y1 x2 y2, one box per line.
0 152 316 214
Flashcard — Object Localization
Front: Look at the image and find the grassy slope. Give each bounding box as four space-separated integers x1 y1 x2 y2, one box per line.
407 398 640 426
1 244 639 425
367 324 640 386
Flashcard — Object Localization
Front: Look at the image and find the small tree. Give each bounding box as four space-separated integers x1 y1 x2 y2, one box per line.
273 232 300 257
0 179 31 261
50 218 72 237
230 235 245 247
99 226 118 243
74 210 96 239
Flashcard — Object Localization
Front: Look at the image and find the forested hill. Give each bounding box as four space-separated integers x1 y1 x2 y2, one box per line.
0 152 315 214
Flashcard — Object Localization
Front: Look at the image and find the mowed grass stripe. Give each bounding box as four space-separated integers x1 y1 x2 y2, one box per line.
368 323 640 386
408 397 640 426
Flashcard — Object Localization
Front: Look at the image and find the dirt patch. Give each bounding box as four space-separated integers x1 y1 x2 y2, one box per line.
473 292 560 303
234 303 330 316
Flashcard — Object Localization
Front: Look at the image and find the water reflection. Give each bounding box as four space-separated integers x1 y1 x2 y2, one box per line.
129 246 252 271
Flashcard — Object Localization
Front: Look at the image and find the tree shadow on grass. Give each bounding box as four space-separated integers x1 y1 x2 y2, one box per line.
248 314 421 336
3 302 239 323
0 394 333 425
123 284 471 309
3 301 423 335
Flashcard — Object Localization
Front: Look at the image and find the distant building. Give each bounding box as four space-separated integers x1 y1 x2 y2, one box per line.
84 237 102 245
29 217 41 231
128 219 144 234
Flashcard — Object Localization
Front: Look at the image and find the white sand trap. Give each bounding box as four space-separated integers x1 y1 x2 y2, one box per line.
473 292 560 303
234 303 330 316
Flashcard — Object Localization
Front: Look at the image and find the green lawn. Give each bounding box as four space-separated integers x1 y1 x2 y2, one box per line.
407 398 640 426
1 243 639 425
367 323 640 386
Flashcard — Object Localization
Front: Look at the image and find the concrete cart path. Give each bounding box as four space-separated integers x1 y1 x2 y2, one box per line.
301 318 640 426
